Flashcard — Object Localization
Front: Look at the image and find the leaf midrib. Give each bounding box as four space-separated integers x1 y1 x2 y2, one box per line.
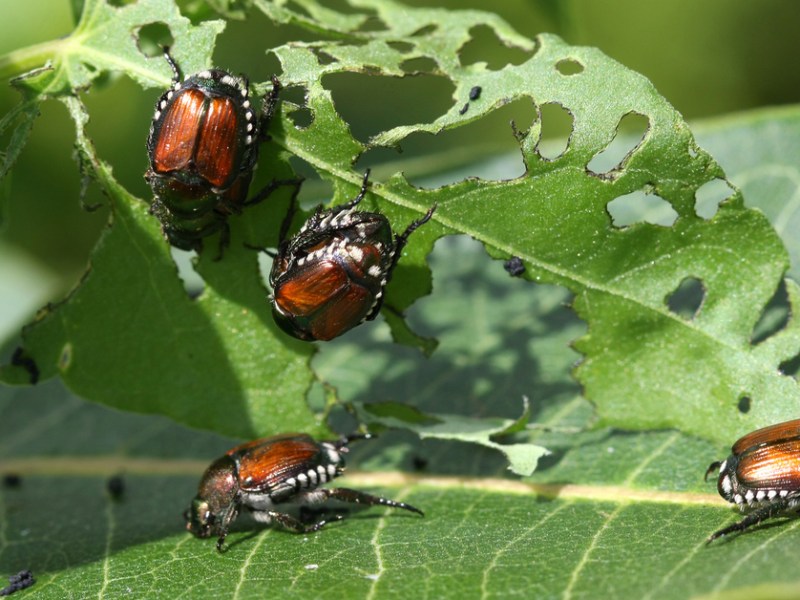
0 457 724 506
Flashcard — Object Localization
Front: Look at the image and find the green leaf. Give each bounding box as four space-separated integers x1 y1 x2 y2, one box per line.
0 0 223 183
363 397 550 477
264 1 799 445
0 95 317 438
694 106 800 284
2 0 799 454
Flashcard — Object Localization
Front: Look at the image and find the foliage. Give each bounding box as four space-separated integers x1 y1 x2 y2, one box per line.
1 0 800 596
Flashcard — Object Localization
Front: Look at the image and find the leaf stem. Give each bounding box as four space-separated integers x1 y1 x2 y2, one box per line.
0 38 65 81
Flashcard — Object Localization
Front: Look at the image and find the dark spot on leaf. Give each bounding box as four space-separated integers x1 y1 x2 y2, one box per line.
536 102 573 160
751 279 789 345
59 343 73 371
400 56 438 74
779 353 800 378
556 58 584 75
458 103 469 115
411 455 428 471
695 178 733 219
587 112 649 176
0 570 35 595
3 473 21 488
607 190 678 227
10 347 39 384
459 25 533 70
737 395 751 413
135 23 174 58
504 256 525 277
469 86 482 101
666 277 705 319
107 475 125 500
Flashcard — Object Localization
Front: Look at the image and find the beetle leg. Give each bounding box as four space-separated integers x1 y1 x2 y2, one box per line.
259 75 283 140
252 509 345 533
215 503 241 552
246 177 303 209
382 204 437 282
333 433 373 450
707 497 796 543
321 488 424 516
211 223 230 262
393 204 436 257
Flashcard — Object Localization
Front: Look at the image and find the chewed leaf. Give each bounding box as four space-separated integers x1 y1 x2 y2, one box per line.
268 9 797 442
364 398 549 477
1 0 797 447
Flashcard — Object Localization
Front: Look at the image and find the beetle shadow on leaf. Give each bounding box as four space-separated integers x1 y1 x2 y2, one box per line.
314 235 588 478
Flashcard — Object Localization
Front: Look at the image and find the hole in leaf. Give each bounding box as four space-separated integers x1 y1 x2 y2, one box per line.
171 247 205 299
737 396 751 414
556 58 583 75
751 279 790 345
401 57 438 74
359 98 532 187
313 49 337 66
779 353 800 378
666 277 705 320
411 24 437 37
607 190 678 227
106 0 126 6
357 17 388 32
587 112 649 176
388 41 414 53
324 72 453 144
536 103 573 160
287 157 334 210
695 178 733 219
315 0 362 14
459 25 534 70
289 107 313 129
279 85 307 106
83 76 153 197
135 23 173 58
279 86 312 128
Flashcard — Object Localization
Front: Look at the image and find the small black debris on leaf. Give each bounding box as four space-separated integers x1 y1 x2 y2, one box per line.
503 256 526 277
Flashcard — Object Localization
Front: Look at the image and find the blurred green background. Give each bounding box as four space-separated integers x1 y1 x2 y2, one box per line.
1 0 798 344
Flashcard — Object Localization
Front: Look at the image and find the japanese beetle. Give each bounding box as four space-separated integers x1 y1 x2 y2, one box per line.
145 50 281 251
705 418 800 542
269 171 436 341
184 433 423 551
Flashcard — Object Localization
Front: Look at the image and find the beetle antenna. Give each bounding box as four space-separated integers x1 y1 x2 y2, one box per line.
259 75 283 139
339 170 371 210
162 46 182 82
704 461 722 482
335 432 373 450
